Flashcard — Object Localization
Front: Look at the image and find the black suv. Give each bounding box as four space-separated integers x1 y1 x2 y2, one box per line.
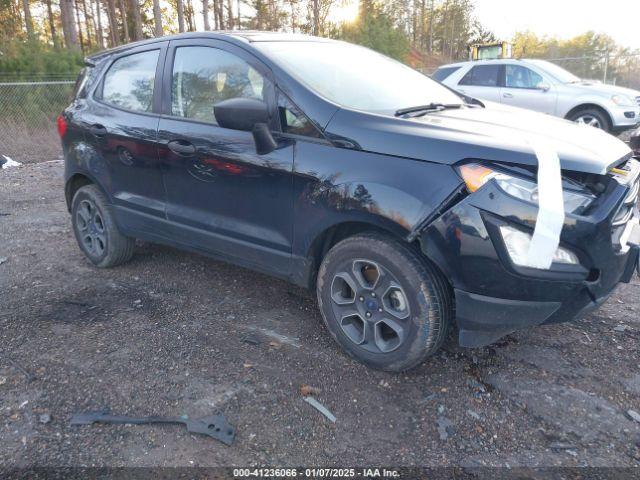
61 32 640 371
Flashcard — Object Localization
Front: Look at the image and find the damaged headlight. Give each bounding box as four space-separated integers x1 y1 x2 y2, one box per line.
458 163 594 214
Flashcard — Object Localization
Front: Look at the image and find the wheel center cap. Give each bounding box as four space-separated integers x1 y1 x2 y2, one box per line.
366 299 378 310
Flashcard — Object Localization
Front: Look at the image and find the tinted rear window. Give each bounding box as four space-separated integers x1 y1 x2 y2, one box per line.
459 65 501 87
432 66 460 82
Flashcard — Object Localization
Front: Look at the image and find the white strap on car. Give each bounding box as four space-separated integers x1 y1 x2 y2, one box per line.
525 138 565 269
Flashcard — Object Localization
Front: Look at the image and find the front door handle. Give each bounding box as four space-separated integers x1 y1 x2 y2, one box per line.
89 124 107 136
503 92 514 98
167 140 196 156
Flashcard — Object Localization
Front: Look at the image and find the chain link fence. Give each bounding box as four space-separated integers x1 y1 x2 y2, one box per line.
0 78 75 164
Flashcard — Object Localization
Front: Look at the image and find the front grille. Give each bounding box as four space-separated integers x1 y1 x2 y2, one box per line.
610 158 640 249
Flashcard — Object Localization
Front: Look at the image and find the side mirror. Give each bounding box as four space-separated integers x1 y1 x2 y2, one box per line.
213 97 277 155
537 82 551 92
213 97 270 131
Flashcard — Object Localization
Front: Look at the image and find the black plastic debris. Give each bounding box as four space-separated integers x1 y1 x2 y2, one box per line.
70 410 235 445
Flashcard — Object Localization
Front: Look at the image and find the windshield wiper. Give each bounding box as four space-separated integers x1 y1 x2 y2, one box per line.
395 103 463 117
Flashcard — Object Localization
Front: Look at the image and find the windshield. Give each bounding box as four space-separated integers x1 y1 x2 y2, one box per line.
528 60 581 83
255 41 463 113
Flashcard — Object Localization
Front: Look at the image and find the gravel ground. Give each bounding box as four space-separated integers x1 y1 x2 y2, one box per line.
0 157 639 470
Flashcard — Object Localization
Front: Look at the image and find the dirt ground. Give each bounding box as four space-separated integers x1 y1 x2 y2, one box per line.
1 155 639 471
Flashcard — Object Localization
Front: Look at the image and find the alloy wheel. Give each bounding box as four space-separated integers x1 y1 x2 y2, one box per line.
76 199 107 257
329 259 411 354
574 114 602 129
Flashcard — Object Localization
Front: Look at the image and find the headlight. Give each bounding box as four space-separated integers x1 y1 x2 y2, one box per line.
499 225 579 267
458 163 594 214
611 94 635 107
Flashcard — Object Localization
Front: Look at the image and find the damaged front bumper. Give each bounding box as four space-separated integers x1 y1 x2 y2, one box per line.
418 158 640 348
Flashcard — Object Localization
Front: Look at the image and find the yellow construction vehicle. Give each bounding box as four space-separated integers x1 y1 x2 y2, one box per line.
469 41 511 61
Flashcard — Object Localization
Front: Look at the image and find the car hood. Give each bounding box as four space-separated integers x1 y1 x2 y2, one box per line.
325 102 632 174
569 81 640 99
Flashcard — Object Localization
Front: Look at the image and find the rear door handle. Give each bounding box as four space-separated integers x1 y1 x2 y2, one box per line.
167 140 196 156
503 92 514 98
89 124 107 136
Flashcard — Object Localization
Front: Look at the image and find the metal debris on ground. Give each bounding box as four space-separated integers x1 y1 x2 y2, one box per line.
39 413 51 424
627 410 640 423
0 257 7 266
303 396 336 423
70 410 236 445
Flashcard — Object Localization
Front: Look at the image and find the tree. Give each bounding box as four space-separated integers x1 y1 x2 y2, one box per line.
340 0 410 61
44 0 60 47
60 0 80 50
105 0 118 45
118 0 129 42
226 0 233 28
202 0 210 30
152 0 162 35
131 0 143 39
74 0 85 51
176 0 185 32
93 0 105 48
21 0 34 37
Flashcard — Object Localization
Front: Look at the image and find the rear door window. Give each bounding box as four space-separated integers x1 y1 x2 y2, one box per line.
432 66 461 82
100 50 159 112
459 65 501 87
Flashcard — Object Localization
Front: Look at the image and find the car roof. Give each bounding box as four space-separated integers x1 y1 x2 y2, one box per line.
437 58 541 69
86 31 334 63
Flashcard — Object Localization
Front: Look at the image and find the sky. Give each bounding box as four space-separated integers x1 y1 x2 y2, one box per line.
472 0 640 49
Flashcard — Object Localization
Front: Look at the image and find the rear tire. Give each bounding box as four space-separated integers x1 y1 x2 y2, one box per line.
568 107 611 131
71 185 134 268
316 233 452 372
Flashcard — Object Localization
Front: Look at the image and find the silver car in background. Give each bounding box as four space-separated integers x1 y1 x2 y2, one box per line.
434 59 640 132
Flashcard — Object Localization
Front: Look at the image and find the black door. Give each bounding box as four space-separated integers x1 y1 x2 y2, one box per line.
81 43 167 224
157 39 295 276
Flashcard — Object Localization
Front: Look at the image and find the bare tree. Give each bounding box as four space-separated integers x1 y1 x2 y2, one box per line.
226 0 233 28
176 0 185 32
311 0 318 35
105 0 118 45
236 0 240 27
80 0 93 49
118 0 129 42
215 0 224 29
202 0 210 30
93 0 105 48
74 0 85 51
131 0 143 40
186 0 195 30
44 0 60 47
152 0 163 36
60 0 80 49
21 0 34 37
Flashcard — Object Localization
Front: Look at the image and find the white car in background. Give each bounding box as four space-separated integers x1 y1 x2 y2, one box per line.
433 59 640 132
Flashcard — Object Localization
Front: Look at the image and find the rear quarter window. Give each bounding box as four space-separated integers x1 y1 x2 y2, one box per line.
432 66 461 82
73 66 97 99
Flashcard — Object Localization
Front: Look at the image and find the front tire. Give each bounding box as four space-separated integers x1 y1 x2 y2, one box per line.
316 233 452 372
71 185 134 268
568 107 611 131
